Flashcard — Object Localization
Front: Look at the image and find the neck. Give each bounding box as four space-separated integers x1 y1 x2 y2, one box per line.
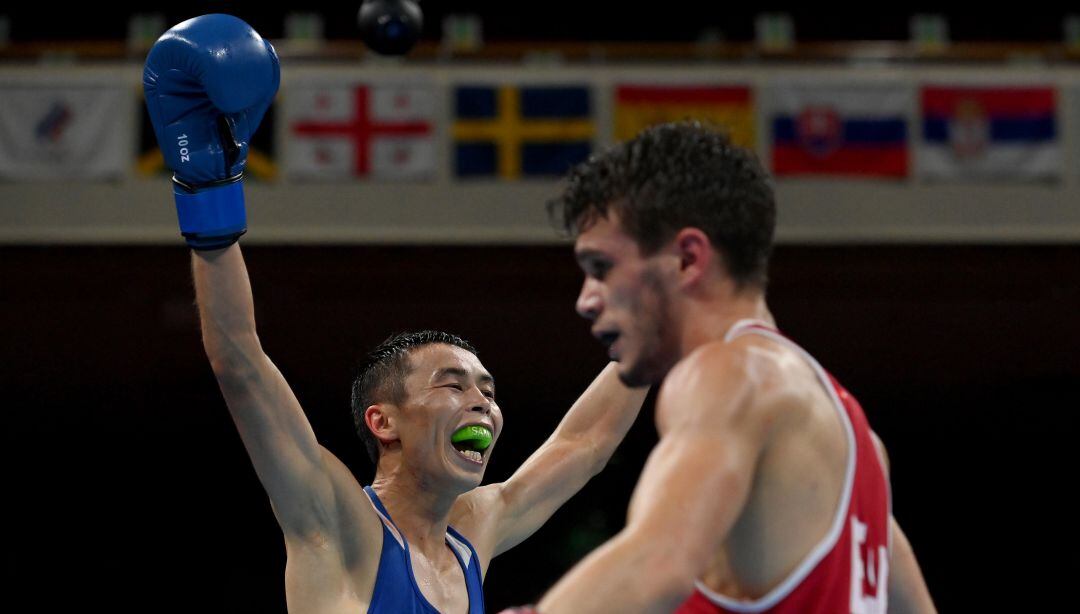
677 282 773 357
370 454 460 558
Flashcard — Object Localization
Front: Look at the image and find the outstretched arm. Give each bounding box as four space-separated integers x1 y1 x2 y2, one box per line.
870 434 936 614
459 363 648 559
536 347 763 613
888 517 937 614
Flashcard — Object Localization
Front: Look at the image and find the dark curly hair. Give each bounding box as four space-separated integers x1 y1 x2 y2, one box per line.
548 121 776 288
351 330 478 464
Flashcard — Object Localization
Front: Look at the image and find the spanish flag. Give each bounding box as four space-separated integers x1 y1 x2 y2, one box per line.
453 85 594 180
614 85 755 150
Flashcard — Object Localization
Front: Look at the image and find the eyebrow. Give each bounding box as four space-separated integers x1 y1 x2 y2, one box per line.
574 249 609 265
433 367 495 387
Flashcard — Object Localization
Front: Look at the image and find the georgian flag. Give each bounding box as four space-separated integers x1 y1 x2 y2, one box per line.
286 81 436 180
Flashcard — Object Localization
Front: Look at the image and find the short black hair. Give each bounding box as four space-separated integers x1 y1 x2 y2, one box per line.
548 121 776 288
350 330 477 464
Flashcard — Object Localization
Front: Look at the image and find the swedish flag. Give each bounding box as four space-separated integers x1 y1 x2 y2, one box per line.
453 85 594 179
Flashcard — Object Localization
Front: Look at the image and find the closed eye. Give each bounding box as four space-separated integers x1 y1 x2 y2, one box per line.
576 249 614 281
585 260 612 281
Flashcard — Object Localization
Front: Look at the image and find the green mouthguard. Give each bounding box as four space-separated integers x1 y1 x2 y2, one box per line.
451 425 492 451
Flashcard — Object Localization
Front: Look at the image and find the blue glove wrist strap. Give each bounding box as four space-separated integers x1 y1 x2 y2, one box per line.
173 176 247 250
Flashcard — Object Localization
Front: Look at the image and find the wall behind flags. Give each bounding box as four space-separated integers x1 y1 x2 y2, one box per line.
1 62 1078 244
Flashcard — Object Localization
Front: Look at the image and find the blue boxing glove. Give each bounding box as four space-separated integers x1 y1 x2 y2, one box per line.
143 14 279 250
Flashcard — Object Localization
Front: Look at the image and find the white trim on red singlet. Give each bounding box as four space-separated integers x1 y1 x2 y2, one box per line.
693 318 859 613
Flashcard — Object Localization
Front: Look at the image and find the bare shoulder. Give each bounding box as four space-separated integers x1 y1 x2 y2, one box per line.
445 484 502 572
656 337 793 435
448 483 502 541
285 447 383 554
870 431 890 476
452 483 502 518
323 448 383 527
281 450 384 610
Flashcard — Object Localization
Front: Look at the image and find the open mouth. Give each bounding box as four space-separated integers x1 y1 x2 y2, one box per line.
451 425 492 465
596 331 621 359
596 331 620 349
453 447 484 464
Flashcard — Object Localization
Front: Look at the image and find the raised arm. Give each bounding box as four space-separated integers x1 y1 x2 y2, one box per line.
144 16 344 543
194 245 338 540
459 363 648 559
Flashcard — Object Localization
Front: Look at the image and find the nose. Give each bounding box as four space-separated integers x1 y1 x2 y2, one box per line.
467 387 492 415
576 277 602 321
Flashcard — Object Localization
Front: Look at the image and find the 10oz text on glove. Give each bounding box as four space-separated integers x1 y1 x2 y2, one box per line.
177 134 190 162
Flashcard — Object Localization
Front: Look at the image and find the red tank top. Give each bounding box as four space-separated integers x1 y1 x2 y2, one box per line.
676 320 891 614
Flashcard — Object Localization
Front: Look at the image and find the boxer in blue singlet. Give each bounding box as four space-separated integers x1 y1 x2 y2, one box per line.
145 15 649 613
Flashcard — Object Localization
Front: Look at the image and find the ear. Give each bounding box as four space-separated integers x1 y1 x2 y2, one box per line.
672 227 713 288
364 404 399 446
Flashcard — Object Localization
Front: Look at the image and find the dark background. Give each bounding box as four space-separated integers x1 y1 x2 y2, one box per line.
3 4 1074 44
5 244 1078 611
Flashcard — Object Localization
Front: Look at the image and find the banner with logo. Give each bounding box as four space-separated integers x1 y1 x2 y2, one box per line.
0 84 133 180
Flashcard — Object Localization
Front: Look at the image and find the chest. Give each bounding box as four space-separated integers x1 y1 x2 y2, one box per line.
410 548 470 614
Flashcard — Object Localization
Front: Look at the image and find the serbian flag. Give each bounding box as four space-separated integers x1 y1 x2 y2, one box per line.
919 86 1060 181
768 84 910 178
614 85 755 150
286 81 436 180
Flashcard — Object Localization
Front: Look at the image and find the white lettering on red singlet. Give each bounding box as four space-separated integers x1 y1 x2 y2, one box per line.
849 516 888 614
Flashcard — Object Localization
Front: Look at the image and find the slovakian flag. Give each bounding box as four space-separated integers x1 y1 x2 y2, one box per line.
614 85 755 149
767 84 910 178
285 81 436 180
453 85 594 179
918 86 1060 181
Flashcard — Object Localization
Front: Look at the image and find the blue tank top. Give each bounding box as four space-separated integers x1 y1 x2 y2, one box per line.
363 486 485 614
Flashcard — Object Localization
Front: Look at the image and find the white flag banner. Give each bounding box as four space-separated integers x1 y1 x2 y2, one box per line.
0 84 133 180
1073 86 1080 180
285 80 437 180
